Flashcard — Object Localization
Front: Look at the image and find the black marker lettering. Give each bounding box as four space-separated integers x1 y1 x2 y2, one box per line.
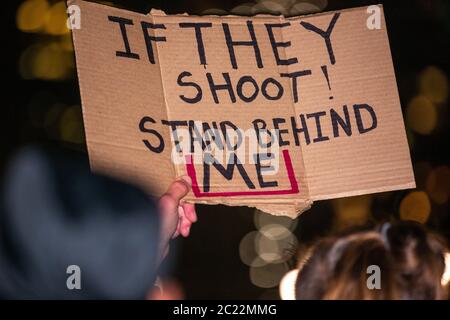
139 116 164 153
300 13 340 65
280 70 312 103
222 21 263 69
177 71 202 104
265 23 298 66
141 21 166 64
307 111 329 143
108 16 140 59
179 22 212 66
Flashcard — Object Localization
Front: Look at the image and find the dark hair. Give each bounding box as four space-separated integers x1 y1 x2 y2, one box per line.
295 221 447 300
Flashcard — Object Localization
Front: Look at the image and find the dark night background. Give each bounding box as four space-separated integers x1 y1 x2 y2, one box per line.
1 0 449 299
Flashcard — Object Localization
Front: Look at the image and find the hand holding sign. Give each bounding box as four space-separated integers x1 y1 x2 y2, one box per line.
70 0 415 218
158 176 197 264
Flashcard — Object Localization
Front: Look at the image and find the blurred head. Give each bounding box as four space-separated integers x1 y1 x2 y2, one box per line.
295 221 448 300
0 147 161 299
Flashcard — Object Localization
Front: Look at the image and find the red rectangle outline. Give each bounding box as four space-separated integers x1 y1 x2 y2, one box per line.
185 149 299 198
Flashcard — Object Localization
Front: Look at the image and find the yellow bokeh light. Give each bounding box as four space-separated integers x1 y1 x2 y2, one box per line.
19 44 41 79
45 1 70 35
16 0 50 33
20 42 74 80
406 95 437 135
44 103 65 139
59 34 74 51
332 195 372 231
426 166 450 204
59 106 84 144
31 42 73 80
399 191 431 224
419 66 448 104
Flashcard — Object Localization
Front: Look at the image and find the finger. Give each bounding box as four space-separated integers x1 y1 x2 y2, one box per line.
172 214 182 239
158 194 178 217
179 216 192 237
158 176 191 218
180 222 191 237
181 202 197 223
182 226 191 237
165 176 192 202
173 206 185 238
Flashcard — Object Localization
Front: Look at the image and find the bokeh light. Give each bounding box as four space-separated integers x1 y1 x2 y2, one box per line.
419 66 448 104
241 210 300 284
249 262 289 288
59 105 84 144
332 195 372 231
239 231 267 267
289 2 321 15
425 166 450 204
259 223 292 240
34 42 74 80
16 0 50 33
19 44 41 80
59 34 74 52
254 209 298 231
406 95 437 135
231 3 254 15
255 227 297 263
44 103 66 139
228 0 327 17
442 253 450 286
255 233 281 263
19 42 74 81
45 1 70 35
252 1 289 15
279 269 299 300
399 191 431 224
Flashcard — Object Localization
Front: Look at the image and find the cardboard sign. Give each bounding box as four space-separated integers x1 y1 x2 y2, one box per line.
69 0 415 217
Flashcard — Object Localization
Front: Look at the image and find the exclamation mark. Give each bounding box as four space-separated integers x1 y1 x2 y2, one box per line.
321 65 333 100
